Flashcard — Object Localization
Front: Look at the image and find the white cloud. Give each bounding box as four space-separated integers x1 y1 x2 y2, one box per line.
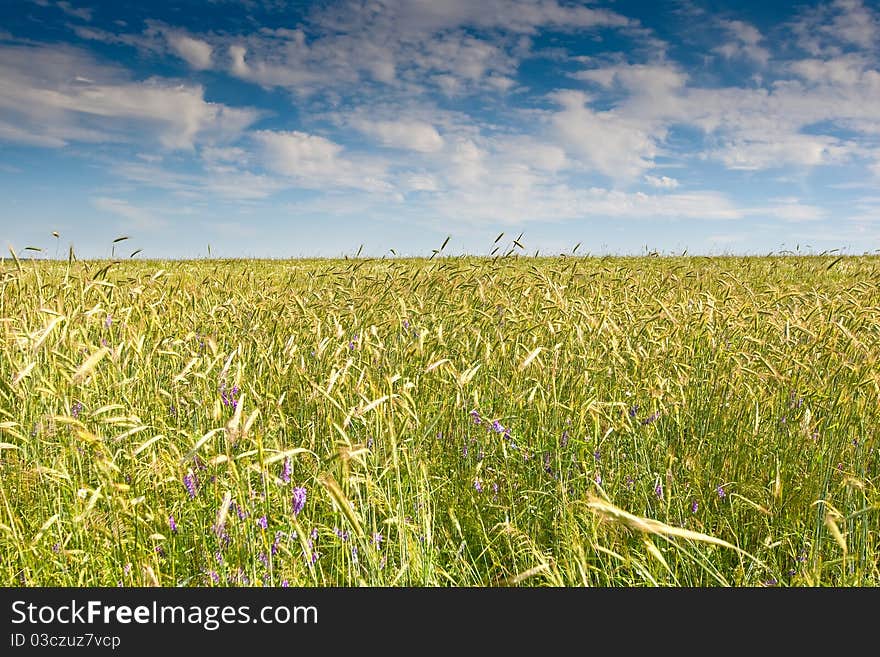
253 130 392 192
571 53 879 173
254 130 343 176
791 0 880 56
92 197 167 230
746 198 826 222
0 44 260 150
644 175 679 189
312 0 632 37
789 55 874 86
713 19 770 66
201 145 250 165
56 1 92 21
574 63 688 96
0 119 68 147
116 161 285 200
403 173 440 192
225 42 328 91
195 0 636 98
825 0 878 50
571 62 688 122
548 89 660 181
351 119 444 152
704 133 851 170
444 137 490 187
167 33 213 70
423 185 742 226
495 137 567 172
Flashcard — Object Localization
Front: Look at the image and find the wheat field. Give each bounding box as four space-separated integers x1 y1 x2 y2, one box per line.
1 252 878 586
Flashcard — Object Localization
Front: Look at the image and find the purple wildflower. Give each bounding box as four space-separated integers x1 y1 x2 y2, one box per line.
561 430 569 448
491 419 506 434
643 411 660 425
220 381 240 409
169 515 178 534
628 405 640 419
334 527 349 542
257 515 268 530
469 409 482 425
310 527 318 541
280 457 291 483
71 401 83 418
183 473 197 499
281 579 289 587
292 486 307 516
474 478 483 492
271 531 284 556
691 501 699 514
258 552 269 568
372 532 383 548
52 542 61 554
717 485 726 499
213 520 231 543
654 482 664 500
351 545 359 564
594 472 602 485
208 571 220 585
593 449 601 462
366 436 374 449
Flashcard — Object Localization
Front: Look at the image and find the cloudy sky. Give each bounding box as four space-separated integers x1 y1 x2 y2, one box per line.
1 0 879 258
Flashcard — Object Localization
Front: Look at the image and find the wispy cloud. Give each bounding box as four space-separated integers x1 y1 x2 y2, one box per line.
92 196 168 230
0 43 260 149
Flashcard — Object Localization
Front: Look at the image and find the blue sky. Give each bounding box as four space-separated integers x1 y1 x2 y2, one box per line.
1 0 879 258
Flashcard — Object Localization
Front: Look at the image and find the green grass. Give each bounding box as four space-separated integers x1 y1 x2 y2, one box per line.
1 254 878 586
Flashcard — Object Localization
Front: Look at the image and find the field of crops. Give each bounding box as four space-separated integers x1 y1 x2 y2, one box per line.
1 254 878 586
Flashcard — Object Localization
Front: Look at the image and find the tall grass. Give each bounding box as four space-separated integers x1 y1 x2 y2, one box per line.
1 254 878 586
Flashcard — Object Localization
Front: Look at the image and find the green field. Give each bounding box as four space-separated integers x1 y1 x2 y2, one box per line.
1 254 878 586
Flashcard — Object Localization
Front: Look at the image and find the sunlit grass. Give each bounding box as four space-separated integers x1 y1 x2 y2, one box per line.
1 253 878 586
